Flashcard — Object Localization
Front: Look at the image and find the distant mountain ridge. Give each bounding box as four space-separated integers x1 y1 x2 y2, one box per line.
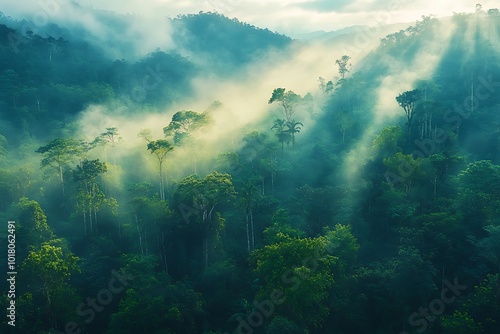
0 7 292 66
293 25 370 40
170 12 292 73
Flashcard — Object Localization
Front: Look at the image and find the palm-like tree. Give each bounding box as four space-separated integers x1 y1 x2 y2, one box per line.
286 119 304 149
271 119 291 152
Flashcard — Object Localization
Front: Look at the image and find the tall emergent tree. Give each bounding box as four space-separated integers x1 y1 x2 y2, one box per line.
163 110 208 146
286 119 304 149
147 139 174 201
271 119 291 152
335 55 352 80
20 242 80 330
16 198 54 260
138 129 175 200
73 159 108 236
174 172 235 268
129 191 172 272
268 88 303 122
163 110 209 174
240 180 259 253
396 89 421 140
318 77 334 94
36 138 86 197
92 127 122 164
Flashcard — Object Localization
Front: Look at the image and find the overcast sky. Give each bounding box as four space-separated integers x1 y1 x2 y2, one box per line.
2 0 498 36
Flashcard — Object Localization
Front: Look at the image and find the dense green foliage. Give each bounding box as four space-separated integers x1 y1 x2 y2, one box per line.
1 7 500 334
171 12 291 73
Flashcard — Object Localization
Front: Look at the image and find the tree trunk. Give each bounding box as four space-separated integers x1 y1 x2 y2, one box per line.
164 163 169 197
250 208 255 251
94 207 98 235
136 215 143 255
59 165 65 197
159 161 164 201
145 224 149 255
203 207 215 269
405 106 412 141
471 76 474 114
429 113 432 139
246 212 250 253
112 147 116 166
103 146 108 163
420 116 425 140
88 203 93 234
88 183 93 234
83 209 87 237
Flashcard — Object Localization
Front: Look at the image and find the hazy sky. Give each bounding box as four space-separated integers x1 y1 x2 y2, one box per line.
2 0 498 36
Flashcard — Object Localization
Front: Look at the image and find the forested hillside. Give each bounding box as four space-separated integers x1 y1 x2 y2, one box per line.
1 6 500 334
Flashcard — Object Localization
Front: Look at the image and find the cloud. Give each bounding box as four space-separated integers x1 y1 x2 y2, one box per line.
296 0 351 13
2 0 498 45
1 0 174 59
